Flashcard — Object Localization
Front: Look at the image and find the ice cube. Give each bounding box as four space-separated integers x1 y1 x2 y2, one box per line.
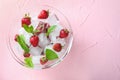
46 13 59 25
31 17 39 29
19 28 32 46
57 48 66 57
44 44 53 53
15 44 24 55
38 33 50 48
52 38 66 56
30 46 42 56
32 56 42 65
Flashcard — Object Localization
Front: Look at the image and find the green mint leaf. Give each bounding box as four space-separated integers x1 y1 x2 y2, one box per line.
24 57 34 68
17 35 30 53
46 49 58 60
33 29 40 33
23 24 34 33
20 34 25 43
46 25 56 36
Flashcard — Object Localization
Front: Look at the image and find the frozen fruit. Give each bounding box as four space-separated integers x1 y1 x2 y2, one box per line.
59 29 69 38
38 10 49 19
44 23 50 29
35 21 45 35
44 23 50 32
30 35 39 47
53 43 62 52
40 57 48 65
35 22 50 35
14 34 19 42
23 53 30 57
21 14 31 27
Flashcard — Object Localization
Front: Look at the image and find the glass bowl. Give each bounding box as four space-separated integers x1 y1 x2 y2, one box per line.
7 5 73 70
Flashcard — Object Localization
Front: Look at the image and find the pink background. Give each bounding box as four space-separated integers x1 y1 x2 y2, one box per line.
0 0 120 80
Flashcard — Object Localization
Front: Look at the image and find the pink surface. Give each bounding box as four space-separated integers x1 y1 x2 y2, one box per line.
0 0 120 80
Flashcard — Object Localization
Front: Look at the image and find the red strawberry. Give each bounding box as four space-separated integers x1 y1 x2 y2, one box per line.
23 53 30 57
21 14 31 27
53 43 62 52
40 57 48 65
59 29 69 38
38 10 49 19
30 35 39 47
14 34 19 42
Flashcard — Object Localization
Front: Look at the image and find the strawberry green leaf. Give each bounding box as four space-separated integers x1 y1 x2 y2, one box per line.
23 24 34 33
46 49 58 60
46 25 56 36
17 35 30 53
24 57 34 68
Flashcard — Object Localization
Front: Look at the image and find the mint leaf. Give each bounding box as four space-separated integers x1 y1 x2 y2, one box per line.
33 29 40 33
24 57 34 68
23 24 34 33
46 49 58 60
17 35 30 53
46 25 56 36
20 34 25 43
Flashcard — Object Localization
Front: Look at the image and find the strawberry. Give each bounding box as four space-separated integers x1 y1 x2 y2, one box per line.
59 29 69 38
23 53 30 57
38 10 49 19
14 34 19 42
53 43 62 52
40 57 48 65
21 14 31 27
30 35 39 47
